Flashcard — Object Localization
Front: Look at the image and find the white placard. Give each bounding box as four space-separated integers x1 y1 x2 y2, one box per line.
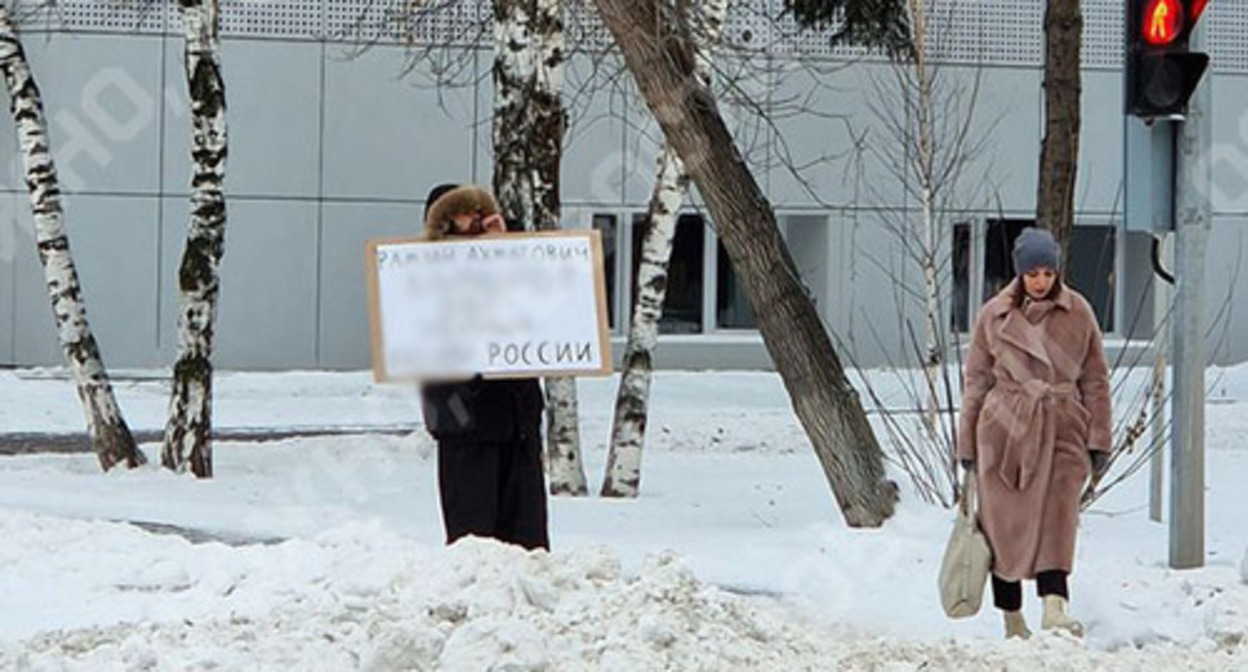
366 230 612 382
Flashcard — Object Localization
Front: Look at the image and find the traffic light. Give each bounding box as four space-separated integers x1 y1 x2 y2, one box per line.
1125 0 1211 119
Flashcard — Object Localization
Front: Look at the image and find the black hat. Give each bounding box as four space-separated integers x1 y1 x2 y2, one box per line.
423 183 460 221
1013 228 1061 275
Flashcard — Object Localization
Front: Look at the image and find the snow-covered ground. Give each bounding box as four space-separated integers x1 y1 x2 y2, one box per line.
0 367 1245 670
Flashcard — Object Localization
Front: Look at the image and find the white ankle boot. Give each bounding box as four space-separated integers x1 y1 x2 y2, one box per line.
1041 595 1084 637
1003 610 1032 639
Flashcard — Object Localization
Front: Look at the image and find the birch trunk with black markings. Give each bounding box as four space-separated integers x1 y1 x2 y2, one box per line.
531 0 588 496
601 0 727 498
0 7 144 471
163 0 227 478
494 0 587 495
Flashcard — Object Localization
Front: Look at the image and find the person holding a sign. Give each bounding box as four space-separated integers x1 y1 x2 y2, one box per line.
418 184 550 552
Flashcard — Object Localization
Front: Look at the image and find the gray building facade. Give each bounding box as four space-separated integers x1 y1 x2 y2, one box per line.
3 0 1248 371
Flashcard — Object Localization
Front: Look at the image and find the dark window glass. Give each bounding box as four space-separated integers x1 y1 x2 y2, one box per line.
1067 225 1116 332
982 218 1033 303
952 222 971 332
717 241 756 328
632 213 704 334
982 220 1116 331
593 214 618 329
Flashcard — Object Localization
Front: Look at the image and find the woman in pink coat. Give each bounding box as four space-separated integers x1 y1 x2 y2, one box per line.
957 227 1112 639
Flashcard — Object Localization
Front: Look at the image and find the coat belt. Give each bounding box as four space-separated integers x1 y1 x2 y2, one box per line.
993 379 1077 490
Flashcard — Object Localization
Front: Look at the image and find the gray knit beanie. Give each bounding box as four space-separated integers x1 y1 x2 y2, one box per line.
1013 228 1061 275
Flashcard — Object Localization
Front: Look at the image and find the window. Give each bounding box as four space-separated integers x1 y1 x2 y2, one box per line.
716 241 756 329
952 222 972 332
952 220 1120 333
631 213 704 334
596 210 769 335
982 219 1033 303
593 214 618 330
1067 225 1116 332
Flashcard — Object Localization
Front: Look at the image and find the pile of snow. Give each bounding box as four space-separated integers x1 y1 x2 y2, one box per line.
1 515 1243 671
2 368 1248 669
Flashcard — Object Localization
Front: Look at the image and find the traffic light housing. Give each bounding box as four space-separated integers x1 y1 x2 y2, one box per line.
1125 0 1211 119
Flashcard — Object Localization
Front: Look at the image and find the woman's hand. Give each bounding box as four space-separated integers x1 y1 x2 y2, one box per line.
1089 450 1109 476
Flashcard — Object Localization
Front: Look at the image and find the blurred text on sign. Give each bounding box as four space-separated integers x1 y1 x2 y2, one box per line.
366 230 612 382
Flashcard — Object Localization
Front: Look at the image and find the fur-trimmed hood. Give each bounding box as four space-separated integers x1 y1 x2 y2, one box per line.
423 185 501 240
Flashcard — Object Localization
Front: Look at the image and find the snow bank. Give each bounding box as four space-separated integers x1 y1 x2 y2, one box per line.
1 515 1244 671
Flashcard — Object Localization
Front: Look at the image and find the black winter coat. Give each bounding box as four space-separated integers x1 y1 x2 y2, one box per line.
420 376 543 443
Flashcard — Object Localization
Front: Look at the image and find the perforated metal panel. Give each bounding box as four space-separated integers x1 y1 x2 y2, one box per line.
922 0 1042 66
10 0 1248 74
1208 1 1248 74
11 0 165 34
722 0 770 53
736 0 1048 66
565 0 613 52
324 0 485 45
752 0 863 60
213 0 324 40
161 1 324 40
1083 0 1124 69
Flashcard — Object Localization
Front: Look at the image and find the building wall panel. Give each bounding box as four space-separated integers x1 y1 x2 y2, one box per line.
160 198 320 369
16 34 163 196
12 195 160 367
318 201 423 369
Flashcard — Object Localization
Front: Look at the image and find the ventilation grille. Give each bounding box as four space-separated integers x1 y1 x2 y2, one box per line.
10 0 165 34
323 0 487 46
1082 0 1124 68
11 0 1248 74
205 1 324 40
1208 1 1248 74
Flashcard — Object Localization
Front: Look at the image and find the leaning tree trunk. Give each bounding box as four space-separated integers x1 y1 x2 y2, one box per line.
592 0 897 526
163 0 227 478
494 0 588 495
0 8 144 471
1036 0 1081 261
601 0 727 499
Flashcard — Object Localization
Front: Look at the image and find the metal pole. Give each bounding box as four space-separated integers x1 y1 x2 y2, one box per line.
1169 26 1211 570
1149 233 1171 523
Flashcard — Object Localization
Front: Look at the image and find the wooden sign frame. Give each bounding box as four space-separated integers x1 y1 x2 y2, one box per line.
365 229 612 382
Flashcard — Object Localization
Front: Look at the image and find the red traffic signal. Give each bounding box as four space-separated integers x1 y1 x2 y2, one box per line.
1143 0 1183 46
1126 0 1211 118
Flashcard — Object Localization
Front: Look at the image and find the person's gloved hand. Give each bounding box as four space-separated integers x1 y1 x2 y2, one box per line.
1089 450 1109 476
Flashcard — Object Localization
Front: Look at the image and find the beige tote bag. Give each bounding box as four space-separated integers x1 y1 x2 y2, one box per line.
938 470 992 619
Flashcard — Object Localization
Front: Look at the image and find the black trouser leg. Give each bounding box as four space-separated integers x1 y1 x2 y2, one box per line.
496 430 549 551
437 439 501 545
1036 569 1069 599
992 574 1023 612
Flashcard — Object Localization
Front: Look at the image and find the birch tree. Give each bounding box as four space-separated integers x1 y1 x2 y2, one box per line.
591 0 906 526
493 0 588 495
163 0 228 478
853 0 993 505
0 6 145 471
1036 0 1081 259
600 0 727 498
